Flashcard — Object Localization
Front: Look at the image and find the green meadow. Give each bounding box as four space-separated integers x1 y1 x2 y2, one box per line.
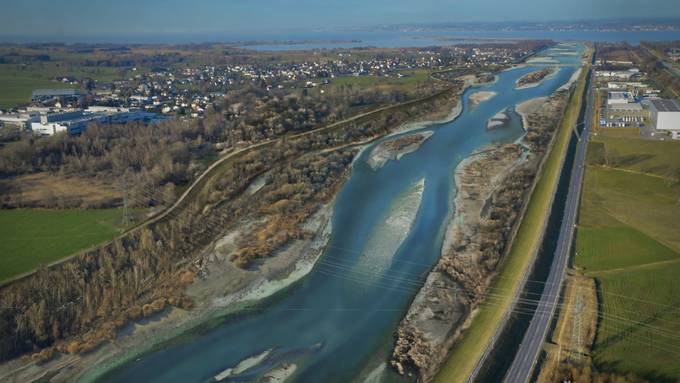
0 208 130 282
575 129 680 381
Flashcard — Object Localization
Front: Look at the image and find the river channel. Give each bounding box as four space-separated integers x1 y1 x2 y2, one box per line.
100 43 584 383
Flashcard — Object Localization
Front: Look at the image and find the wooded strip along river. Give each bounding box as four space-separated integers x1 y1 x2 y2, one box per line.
99 43 584 383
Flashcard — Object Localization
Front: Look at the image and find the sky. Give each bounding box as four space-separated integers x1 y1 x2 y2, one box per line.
0 0 679 41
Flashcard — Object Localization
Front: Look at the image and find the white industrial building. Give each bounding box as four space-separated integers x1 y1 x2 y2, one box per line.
649 99 680 139
607 91 635 105
609 102 643 112
30 122 68 135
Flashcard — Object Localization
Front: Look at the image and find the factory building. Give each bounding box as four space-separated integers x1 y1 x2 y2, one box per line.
648 99 680 139
31 89 84 105
29 110 167 136
607 91 635 105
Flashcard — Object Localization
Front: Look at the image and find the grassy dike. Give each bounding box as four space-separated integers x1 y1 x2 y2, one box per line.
434 62 590 383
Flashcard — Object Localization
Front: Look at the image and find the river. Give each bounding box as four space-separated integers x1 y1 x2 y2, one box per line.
99 43 584 383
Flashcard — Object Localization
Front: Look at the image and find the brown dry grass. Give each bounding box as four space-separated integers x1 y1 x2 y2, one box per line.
0 173 121 208
537 274 598 382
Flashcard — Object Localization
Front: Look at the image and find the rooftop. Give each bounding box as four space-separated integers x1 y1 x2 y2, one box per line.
649 98 680 112
31 89 82 98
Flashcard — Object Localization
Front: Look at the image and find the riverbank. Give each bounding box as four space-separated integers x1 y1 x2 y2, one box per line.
433 61 588 383
0 71 474 383
391 143 527 380
559 68 582 91
0 191 339 383
391 62 581 382
516 96 548 130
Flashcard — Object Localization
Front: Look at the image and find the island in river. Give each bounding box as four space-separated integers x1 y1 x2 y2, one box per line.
469 91 497 107
515 67 558 89
367 131 435 170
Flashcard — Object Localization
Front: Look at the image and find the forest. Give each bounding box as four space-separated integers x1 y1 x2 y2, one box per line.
0 80 431 209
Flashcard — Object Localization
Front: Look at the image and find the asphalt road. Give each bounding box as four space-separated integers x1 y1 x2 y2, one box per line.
502 69 593 383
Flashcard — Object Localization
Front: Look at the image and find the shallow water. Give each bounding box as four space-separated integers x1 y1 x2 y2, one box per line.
100 44 584 383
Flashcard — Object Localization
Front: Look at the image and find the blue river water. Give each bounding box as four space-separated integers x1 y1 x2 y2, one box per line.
100 44 583 383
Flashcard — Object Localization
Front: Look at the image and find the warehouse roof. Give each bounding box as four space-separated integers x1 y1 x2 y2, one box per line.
649 98 680 112
31 89 82 98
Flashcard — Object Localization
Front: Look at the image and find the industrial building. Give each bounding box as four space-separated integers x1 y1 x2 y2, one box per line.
607 91 635 105
29 109 166 136
648 99 680 139
601 90 648 129
30 89 84 105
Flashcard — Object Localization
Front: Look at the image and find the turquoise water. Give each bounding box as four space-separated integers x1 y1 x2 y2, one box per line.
100 44 583 383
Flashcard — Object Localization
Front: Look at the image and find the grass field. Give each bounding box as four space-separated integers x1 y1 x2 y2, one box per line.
330 69 431 89
591 262 680 382
0 63 122 109
434 63 589 382
574 128 680 381
0 65 74 109
594 134 680 179
0 208 131 282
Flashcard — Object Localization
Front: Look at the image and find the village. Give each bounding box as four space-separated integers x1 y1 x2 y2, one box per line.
0 42 540 136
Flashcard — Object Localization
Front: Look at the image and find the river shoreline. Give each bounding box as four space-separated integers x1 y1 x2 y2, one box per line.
0 76 472 383
516 96 548 131
76 70 516 383
391 142 528 380
390 85 573 381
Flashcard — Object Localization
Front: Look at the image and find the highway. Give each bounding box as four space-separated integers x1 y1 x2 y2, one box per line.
502 68 593 383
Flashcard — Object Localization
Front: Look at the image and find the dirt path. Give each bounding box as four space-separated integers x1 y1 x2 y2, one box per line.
586 257 680 277
589 163 679 182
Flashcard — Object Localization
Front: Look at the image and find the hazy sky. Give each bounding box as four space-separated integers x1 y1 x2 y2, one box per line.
1 0 679 40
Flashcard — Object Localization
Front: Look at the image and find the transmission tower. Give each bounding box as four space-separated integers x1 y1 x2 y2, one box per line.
570 284 584 364
121 177 134 226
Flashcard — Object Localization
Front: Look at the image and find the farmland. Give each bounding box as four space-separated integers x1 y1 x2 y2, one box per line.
574 128 680 381
0 208 134 282
0 63 122 109
330 69 431 89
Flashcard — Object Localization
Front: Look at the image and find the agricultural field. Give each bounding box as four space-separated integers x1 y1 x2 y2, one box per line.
330 69 431 89
0 208 134 282
0 63 122 109
0 64 75 109
574 128 680 381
